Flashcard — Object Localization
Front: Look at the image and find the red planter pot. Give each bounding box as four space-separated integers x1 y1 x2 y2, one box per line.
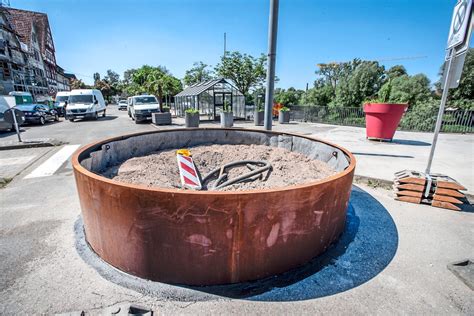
363 103 408 141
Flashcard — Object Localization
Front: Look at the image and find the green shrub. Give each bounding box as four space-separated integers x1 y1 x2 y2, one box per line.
185 108 199 115
343 117 365 126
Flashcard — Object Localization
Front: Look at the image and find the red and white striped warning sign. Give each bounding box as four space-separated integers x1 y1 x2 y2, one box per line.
177 152 202 190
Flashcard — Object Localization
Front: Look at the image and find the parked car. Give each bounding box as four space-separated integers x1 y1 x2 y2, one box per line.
65 89 106 122
118 99 128 110
54 91 70 116
15 104 59 125
127 95 160 123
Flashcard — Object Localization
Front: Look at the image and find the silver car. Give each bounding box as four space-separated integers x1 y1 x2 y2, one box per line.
118 100 128 110
0 102 13 131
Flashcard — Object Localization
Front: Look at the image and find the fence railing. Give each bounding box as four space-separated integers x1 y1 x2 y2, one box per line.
288 105 473 134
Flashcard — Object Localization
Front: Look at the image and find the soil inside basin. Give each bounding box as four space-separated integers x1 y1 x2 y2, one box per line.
102 144 336 191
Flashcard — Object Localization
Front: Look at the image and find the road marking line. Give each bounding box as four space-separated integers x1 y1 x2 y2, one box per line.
24 145 80 179
0 155 36 166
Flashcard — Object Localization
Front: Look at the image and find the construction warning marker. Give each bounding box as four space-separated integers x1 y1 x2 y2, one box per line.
396 183 425 192
435 187 465 198
393 169 468 211
176 150 202 190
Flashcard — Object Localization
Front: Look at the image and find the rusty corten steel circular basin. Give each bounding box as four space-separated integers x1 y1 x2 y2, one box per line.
72 128 355 286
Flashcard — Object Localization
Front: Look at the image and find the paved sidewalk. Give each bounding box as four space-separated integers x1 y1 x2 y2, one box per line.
0 138 61 150
0 147 52 183
173 120 474 195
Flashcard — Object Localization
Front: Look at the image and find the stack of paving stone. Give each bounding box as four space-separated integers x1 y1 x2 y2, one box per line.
393 170 467 211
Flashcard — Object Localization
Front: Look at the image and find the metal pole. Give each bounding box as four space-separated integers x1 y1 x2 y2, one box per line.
425 49 454 174
224 32 226 59
264 0 279 130
12 109 22 142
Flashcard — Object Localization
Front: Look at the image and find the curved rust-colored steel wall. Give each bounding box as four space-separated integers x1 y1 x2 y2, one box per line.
73 129 355 286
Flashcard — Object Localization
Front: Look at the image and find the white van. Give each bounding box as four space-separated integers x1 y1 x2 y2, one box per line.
127 94 160 123
55 91 70 116
66 89 106 121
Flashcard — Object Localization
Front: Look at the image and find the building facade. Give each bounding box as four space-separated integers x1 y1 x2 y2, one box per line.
0 7 28 95
0 6 69 100
56 65 70 92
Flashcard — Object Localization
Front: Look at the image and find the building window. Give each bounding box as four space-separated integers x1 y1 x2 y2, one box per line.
1 62 11 79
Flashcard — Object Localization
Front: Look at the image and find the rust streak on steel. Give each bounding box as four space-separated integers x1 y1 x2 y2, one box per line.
72 128 356 286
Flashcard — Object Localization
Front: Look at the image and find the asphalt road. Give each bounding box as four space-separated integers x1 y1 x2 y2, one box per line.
0 105 473 314
0 104 156 145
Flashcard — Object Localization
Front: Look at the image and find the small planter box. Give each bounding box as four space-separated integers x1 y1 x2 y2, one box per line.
363 103 407 141
185 112 199 128
254 110 264 126
152 112 172 125
279 111 290 124
220 112 233 128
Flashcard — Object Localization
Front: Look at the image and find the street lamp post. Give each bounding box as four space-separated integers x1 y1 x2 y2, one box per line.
263 0 279 131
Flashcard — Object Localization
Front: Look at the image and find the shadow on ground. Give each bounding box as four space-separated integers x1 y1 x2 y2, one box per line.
70 115 118 123
75 185 398 302
391 139 431 146
0 128 26 138
353 152 414 158
187 186 399 301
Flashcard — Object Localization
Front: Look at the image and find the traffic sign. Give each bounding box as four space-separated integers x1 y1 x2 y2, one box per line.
4 108 24 142
176 151 202 190
4 108 25 125
441 50 467 89
447 0 473 49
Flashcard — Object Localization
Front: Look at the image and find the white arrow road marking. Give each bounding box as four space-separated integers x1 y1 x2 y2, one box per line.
24 145 80 179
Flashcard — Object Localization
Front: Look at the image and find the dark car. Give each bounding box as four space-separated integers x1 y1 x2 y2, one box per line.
15 104 59 125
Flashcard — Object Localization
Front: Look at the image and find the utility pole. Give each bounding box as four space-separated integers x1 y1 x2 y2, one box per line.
263 0 279 130
224 32 227 59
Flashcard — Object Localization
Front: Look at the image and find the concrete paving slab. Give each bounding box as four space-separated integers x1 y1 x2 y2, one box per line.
0 147 52 180
0 138 62 150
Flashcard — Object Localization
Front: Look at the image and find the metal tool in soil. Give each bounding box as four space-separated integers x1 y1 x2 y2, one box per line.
201 160 272 190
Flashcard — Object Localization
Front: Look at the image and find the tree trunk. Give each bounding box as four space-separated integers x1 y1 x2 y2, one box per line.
158 87 163 112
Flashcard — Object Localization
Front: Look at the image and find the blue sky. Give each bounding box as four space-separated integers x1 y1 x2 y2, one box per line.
14 0 463 89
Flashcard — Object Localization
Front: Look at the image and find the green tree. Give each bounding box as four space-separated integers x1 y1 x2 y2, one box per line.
162 75 182 106
450 49 474 101
129 65 181 111
315 59 362 93
93 72 100 84
215 51 267 95
144 66 169 111
94 79 113 100
301 80 334 105
386 65 407 79
274 87 304 106
436 48 474 109
332 61 385 107
123 69 137 85
70 78 88 89
104 69 120 85
183 62 213 86
387 74 431 105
